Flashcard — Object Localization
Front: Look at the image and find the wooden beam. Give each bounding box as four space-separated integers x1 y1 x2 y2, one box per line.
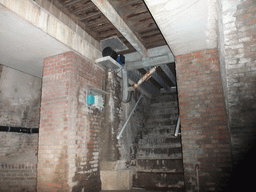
91 0 147 57
64 0 83 7
78 12 101 21
72 4 95 14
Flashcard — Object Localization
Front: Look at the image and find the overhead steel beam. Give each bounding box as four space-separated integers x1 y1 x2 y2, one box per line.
124 45 175 70
161 64 176 85
91 0 147 57
138 68 162 89
145 67 173 92
128 71 160 97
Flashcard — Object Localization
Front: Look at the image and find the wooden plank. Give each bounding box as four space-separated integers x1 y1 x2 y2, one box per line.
91 0 148 57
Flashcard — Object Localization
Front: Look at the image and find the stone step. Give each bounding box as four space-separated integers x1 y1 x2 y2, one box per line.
150 101 178 109
139 139 181 146
145 119 178 127
133 172 184 190
137 159 183 171
141 133 181 141
144 124 176 130
138 143 181 149
146 116 178 125
148 106 179 117
147 112 179 119
143 128 176 135
136 169 184 174
137 148 182 157
143 129 176 136
137 152 182 160
150 94 178 103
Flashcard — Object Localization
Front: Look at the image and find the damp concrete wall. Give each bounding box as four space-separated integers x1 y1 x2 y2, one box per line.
0 65 41 158
118 92 150 164
0 64 41 192
99 70 151 167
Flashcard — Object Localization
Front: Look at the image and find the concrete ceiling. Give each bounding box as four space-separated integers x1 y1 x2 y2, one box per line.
0 4 71 78
144 0 218 56
0 0 218 82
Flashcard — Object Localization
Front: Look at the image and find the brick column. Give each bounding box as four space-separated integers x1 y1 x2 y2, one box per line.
37 52 104 191
175 49 232 191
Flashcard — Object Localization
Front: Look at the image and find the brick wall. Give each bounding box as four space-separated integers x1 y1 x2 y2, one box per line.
176 49 232 191
217 0 256 166
37 51 104 192
0 163 37 192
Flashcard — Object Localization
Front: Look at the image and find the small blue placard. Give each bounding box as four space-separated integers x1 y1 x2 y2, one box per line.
87 95 95 105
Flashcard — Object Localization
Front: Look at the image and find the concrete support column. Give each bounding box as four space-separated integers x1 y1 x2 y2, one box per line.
37 51 104 191
175 49 232 191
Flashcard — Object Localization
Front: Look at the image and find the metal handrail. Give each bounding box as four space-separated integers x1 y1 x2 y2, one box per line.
117 94 143 140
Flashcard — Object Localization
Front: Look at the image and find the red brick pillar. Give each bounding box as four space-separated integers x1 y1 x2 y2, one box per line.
37 52 104 191
175 49 232 191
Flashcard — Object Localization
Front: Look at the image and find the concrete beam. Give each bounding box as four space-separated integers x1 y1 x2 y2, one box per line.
124 45 175 70
91 0 147 57
0 0 101 62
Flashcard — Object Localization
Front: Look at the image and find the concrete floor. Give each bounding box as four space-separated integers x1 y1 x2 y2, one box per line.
101 190 145 192
101 188 146 192
101 189 170 192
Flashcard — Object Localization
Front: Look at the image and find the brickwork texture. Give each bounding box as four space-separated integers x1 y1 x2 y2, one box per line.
0 163 37 192
218 0 256 166
37 51 104 192
176 49 232 191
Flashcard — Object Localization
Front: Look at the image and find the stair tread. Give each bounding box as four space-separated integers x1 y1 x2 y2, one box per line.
138 143 181 148
137 154 182 160
146 117 178 123
137 169 184 173
145 125 176 129
142 133 180 138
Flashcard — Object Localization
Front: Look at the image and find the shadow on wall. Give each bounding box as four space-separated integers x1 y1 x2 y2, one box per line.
228 78 256 191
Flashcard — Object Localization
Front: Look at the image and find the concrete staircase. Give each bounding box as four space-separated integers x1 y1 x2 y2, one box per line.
133 89 184 191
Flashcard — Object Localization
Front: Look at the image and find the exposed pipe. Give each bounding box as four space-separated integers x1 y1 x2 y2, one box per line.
195 164 200 192
132 66 158 89
122 69 134 103
122 66 158 103
117 94 143 140
0 126 39 134
119 66 158 136
174 115 180 137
